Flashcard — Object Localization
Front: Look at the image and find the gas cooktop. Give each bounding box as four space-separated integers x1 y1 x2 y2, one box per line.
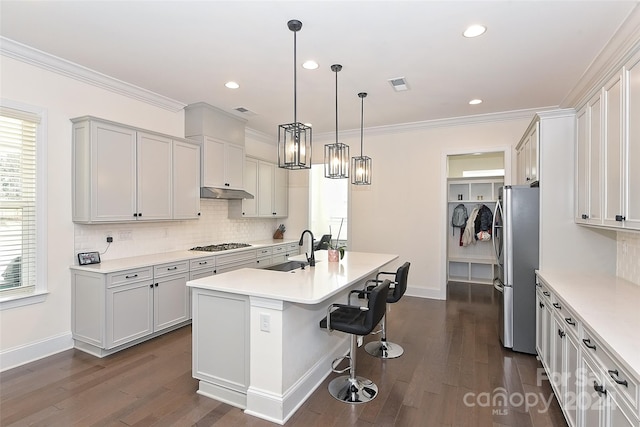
190 243 252 252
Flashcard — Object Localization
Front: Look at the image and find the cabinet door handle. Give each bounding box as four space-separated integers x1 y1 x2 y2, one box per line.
149 284 154 288
583 338 596 351
565 317 576 326
615 215 626 222
133 213 138 217
543 291 550 297
558 329 565 338
593 381 606 396
167 266 178 271
198 261 208 265
154 283 158 287
553 302 561 309
608 370 629 387
539 302 544 308
125 274 138 279
582 214 589 219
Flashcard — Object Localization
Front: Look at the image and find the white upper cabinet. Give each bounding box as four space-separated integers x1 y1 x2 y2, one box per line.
603 72 624 227
136 132 173 221
576 50 640 231
72 117 200 223
199 136 245 190
516 120 539 185
172 139 201 219
624 50 640 230
229 157 288 219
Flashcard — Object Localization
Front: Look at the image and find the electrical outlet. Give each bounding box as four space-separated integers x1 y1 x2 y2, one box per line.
260 313 271 332
118 230 133 241
106 236 113 243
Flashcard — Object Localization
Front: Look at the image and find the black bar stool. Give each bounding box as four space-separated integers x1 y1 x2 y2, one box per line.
362 262 410 359
319 279 391 403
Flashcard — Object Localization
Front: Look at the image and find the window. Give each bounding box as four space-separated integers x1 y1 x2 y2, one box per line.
310 164 348 246
0 103 47 308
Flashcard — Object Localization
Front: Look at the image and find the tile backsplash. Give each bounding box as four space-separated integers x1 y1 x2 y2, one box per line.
74 200 279 261
618 231 640 286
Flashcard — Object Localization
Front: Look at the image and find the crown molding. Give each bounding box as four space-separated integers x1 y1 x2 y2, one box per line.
0 37 186 112
308 106 555 143
562 4 640 109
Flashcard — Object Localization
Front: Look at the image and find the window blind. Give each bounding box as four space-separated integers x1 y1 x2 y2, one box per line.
0 109 38 295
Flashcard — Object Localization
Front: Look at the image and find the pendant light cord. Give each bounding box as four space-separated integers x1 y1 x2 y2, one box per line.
335 68 339 145
293 29 297 126
360 94 364 156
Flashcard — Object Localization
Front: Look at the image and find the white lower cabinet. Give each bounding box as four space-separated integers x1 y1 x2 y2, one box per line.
536 274 640 427
72 263 191 357
107 279 153 348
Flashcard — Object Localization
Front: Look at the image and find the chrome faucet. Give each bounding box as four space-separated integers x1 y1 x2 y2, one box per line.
298 230 316 267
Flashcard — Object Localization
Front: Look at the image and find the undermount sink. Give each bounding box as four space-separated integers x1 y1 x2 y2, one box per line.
264 260 312 272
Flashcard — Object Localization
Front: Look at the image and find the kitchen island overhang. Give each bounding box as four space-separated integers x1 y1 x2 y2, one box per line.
187 251 399 425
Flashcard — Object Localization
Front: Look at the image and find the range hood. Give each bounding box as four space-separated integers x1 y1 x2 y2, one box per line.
200 187 254 200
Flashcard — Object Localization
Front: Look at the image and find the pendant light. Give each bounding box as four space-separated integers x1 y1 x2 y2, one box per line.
324 64 350 179
351 92 372 185
278 19 312 170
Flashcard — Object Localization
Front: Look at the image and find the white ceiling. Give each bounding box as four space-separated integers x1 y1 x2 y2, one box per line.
1 1 638 137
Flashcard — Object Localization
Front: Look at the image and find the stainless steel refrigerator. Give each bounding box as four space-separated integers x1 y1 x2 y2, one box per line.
493 185 539 354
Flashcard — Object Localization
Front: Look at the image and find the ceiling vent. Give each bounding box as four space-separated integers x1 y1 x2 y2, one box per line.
234 106 257 116
388 77 409 92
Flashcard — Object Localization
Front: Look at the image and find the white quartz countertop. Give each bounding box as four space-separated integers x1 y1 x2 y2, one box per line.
187 250 399 305
69 239 298 273
536 270 640 381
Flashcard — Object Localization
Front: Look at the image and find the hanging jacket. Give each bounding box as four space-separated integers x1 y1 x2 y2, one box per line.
474 204 494 234
462 206 480 246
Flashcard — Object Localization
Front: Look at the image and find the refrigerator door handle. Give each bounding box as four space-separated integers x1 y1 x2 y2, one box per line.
492 199 504 263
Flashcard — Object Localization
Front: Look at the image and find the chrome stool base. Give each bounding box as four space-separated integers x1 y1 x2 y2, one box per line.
328 375 378 403
365 340 404 359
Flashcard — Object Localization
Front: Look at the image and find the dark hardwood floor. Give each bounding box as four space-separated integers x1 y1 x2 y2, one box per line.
0 282 568 426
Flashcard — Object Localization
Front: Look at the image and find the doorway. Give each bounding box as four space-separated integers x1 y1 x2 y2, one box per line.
445 151 506 291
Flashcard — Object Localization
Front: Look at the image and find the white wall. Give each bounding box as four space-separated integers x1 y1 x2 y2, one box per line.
0 56 278 369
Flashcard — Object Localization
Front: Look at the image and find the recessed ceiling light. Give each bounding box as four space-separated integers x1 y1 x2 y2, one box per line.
302 60 319 70
469 99 483 105
225 81 240 89
463 25 487 38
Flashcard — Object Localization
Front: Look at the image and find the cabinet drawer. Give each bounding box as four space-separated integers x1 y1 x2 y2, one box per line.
550 295 580 336
256 247 273 257
154 261 189 278
108 267 153 287
286 243 299 256
190 256 215 271
272 245 286 255
582 326 639 412
217 249 256 266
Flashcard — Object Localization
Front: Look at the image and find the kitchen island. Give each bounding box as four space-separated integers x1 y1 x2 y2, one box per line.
187 250 398 424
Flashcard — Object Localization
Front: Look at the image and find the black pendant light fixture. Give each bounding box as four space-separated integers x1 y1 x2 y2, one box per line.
351 92 372 185
278 19 312 170
324 64 350 178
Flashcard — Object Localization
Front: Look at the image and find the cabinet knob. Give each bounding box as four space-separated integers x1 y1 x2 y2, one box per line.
198 212 201 216
133 213 138 217
138 212 142 217
581 214 589 219
149 284 154 288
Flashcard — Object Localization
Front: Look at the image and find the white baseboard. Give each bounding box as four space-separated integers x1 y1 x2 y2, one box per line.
0 332 73 372
405 285 446 300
